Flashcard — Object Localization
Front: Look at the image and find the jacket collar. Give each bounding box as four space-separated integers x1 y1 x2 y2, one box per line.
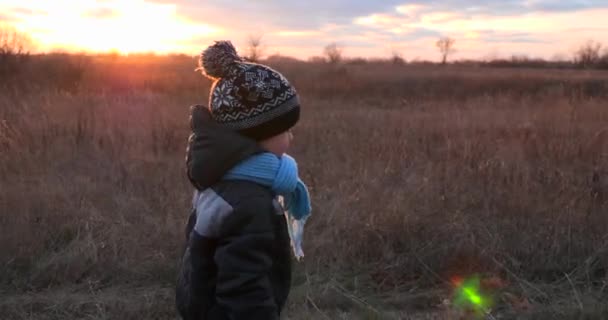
187 105 264 189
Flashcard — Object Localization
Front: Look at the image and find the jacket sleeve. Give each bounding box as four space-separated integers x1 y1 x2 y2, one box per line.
176 211 218 320
213 197 280 320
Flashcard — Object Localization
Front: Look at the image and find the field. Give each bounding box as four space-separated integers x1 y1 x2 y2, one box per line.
1 54 608 319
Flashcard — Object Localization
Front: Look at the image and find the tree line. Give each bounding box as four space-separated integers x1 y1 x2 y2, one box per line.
246 35 608 70
2 25 608 75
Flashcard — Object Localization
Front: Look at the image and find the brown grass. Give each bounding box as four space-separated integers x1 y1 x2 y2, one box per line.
1 55 608 319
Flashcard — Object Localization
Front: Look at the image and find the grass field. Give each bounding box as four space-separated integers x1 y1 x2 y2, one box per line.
1 55 608 319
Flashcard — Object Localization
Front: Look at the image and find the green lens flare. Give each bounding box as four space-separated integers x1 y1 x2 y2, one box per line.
452 275 494 314
463 287 482 306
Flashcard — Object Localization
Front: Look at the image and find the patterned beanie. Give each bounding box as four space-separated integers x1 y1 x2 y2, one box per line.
198 41 300 141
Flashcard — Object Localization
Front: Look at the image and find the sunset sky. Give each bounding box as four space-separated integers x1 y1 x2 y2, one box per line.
2 0 607 61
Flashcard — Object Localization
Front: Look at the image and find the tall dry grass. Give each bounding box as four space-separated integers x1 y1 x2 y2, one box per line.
1 55 608 319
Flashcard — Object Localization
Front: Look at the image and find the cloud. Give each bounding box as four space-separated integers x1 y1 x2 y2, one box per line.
161 0 599 28
0 13 17 22
146 0 608 58
83 8 120 19
403 0 608 15
0 7 47 24
564 27 608 33
474 30 550 44
529 0 608 12
9 7 48 16
149 0 405 30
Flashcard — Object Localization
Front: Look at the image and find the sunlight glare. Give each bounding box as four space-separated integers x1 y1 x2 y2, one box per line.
9 0 219 54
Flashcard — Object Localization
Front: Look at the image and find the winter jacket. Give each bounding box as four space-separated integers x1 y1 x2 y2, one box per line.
176 105 292 320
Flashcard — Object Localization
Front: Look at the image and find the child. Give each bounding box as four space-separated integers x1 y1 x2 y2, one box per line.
176 41 311 320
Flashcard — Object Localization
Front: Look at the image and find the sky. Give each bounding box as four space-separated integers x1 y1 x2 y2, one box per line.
1 0 607 61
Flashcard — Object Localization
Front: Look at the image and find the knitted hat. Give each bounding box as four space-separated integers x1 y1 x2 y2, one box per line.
198 41 300 141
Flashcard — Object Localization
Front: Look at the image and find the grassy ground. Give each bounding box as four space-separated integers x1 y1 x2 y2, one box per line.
1 56 608 319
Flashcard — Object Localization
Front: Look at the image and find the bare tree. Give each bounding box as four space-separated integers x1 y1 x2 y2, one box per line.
0 25 33 76
390 47 405 65
244 33 264 63
323 42 343 64
436 37 455 65
600 49 608 69
0 25 32 57
574 40 602 68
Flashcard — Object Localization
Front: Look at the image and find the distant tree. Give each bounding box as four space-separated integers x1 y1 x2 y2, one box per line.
346 57 367 65
436 37 455 65
0 25 32 56
599 49 608 69
390 48 405 65
308 56 326 63
0 25 33 76
551 53 568 62
510 54 530 65
574 40 602 68
265 53 301 66
244 33 264 63
323 42 343 64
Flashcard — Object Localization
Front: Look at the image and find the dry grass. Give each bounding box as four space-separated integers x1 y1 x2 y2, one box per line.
1 55 608 319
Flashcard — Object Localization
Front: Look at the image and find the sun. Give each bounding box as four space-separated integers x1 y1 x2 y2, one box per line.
12 0 219 54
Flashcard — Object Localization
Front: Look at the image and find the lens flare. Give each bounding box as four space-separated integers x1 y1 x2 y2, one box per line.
451 274 495 318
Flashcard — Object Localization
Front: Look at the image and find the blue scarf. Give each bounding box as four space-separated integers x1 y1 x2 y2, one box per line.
223 153 311 259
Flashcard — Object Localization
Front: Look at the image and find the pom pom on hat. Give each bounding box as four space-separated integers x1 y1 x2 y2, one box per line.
198 41 242 79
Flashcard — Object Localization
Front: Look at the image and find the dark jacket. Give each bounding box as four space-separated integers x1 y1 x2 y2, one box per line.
176 105 292 320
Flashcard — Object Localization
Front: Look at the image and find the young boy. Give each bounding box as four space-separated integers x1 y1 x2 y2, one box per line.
176 41 310 320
